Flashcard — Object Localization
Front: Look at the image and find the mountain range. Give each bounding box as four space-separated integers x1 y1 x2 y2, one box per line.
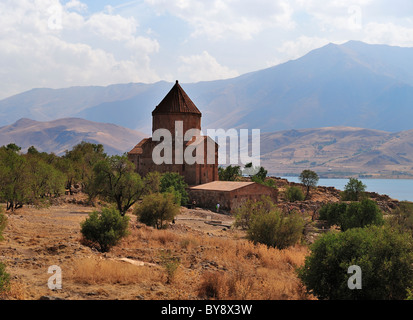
0 118 146 156
1 41 413 134
1 117 412 178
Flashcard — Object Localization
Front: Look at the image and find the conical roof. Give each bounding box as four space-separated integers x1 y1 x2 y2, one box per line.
152 81 201 115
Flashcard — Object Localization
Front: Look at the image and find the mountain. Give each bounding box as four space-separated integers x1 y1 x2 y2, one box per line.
0 118 147 156
259 126 413 178
1 41 413 133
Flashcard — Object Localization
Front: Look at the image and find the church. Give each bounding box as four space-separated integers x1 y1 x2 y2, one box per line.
128 81 278 212
128 80 219 186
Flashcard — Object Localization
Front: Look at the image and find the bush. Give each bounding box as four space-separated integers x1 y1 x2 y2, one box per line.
0 262 10 295
233 196 277 230
0 208 7 241
80 206 130 252
297 225 413 300
135 192 180 229
285 186 305 202
247 208 305 250
319 199 384 231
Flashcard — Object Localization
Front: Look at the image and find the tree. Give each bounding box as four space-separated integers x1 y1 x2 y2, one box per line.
0 145 28 211
319 199 384 231
218 165 241 181
299 170 319 200
160 172 189 206
135 192 180 229
244 162 268 182
62 142 106 195
285 185 305 202
298 225 413 300
80 206 130 252
143 171 162 195
92 155 145 216
341 178 367 201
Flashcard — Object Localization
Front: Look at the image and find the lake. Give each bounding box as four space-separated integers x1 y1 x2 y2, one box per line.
281 177 413 202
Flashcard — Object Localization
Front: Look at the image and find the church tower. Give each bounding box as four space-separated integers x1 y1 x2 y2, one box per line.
152 80 201 135
128 81 219 186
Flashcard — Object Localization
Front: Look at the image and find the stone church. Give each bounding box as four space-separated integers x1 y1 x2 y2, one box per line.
128 80 278 212
128 81 219 186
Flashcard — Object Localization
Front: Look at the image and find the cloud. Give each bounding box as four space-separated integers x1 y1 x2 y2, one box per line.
145 0 295 40
0 0 160 99
178 51 239 82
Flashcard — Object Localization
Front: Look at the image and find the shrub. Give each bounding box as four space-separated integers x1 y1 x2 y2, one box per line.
387 201 413 233
285 186 305 202
319 199 383 231
297 225 413 300
0 208 7 241
135 192 180 229
0 262 10 295
80 206 130 252
247 209 305 250
233 196 277 230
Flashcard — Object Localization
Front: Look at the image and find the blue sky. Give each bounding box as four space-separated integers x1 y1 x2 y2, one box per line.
1 0 413 99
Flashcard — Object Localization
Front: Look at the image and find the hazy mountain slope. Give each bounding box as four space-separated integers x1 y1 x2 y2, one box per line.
0 118 147 155
259 126 413 177
1 41 413 133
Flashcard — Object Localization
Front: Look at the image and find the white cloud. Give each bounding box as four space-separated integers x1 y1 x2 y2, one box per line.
145 0 295 40
0 0 160 99
65 0 87 13
178 51 239 82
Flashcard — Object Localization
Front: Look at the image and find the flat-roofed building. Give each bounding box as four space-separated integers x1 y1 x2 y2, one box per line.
188 181 278 213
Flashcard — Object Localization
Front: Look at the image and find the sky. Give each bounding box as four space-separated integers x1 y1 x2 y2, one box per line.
1 0 413 99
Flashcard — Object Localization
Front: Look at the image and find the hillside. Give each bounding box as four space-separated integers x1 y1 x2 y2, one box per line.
260 126 413 178
0 118 147 156
1 41 413 133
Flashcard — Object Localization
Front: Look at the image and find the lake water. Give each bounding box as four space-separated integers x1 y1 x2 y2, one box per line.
281 177 413 202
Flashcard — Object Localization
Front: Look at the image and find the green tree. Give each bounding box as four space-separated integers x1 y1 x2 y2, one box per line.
80 206 130 252
319 199 383 231
298 225 413 300
299 170 319 200
135 192 180 229
143 171 162 195
160 172 189 206
0 145 28 211
92 155 145 216
218 165 241 181
62 142 106 196
285 185 305 202
341 178 367 201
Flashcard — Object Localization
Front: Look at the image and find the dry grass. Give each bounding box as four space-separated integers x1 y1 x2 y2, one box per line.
116 221 312 300
70 257 160 285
